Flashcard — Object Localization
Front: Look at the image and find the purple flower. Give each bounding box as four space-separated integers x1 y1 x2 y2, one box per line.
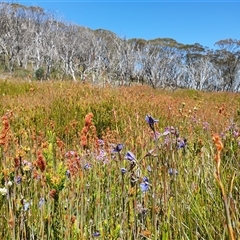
163 135 172 146
233 130 239 138
93 231 100 237
112 144 124 153
202 121 210 131
151 131 161 140
84 163 91 170
14 176 22 184
121 168 127 174
96 149 107 161
145 115 159 132
140 177 149 192
168 168 178 176
163 126 179 137
125 151 136 161
21 160 33 171
98 139 104 146
177 138 187 149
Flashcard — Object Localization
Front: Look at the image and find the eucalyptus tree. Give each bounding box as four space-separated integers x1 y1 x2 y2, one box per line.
135 38 185 89
185 54 222 90
26 5 55 77
138 42 159 88
0 3 34 71
38 15 64 79
56 24 89 81
74 26 97 81
0 2 11 68
108 37 137 85
15 7 36 70
153 38 186 89
179 43 206 88
92 29 124 84
212 39 240 92
76 28 105 82
87 30 113 84
127 38 147 84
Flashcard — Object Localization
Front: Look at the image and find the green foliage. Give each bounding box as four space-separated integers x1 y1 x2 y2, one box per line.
35 68 44 80
0 80 32 96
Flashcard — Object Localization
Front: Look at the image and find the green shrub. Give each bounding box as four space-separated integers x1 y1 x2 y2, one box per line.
35 68 44 80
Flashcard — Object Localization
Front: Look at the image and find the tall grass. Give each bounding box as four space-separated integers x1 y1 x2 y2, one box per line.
0 79 239 239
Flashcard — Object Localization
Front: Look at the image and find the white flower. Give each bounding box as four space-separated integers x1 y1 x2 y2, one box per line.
7 181 13 187
0 187 7 196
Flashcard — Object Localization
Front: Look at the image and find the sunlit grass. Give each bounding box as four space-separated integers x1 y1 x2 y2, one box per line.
0 79 239 239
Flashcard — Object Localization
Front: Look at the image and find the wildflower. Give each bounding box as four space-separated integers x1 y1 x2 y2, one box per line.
163 126 179 137
96 149 107 161
212 134 223 176
177 137 187 149
121 168 127 174
233 130 239 138
0 114 11 147
145 115 159 132
23 199 30 211
163 135 172 146
14 176 22 184
141 229 151 238
213 134 223 152
84 163 91 170
23 165 32 171
36 150 46 172
202 121 210 131
93 231 100 237
147 165 152 172
80 112 94 148
168 168 178 176
0 187 7 196
22 160 32 171
125 151 136 162
66 170 70 178
140 177 150 192
66 151 81 176
14 157 20 168
7 181 13 187
151 131 161 140
49 189 57 199
97 139 104 146
71 216 76 224
65 151 77 158
38 197 45 208
112 144 124 153
32 169 41 180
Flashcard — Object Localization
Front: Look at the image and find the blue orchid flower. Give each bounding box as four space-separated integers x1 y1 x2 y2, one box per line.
124 151 136 162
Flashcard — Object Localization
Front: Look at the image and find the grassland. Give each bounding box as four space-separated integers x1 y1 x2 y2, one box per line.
0 79 239 239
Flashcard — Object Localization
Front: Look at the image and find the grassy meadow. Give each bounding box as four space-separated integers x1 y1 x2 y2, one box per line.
0 79 239 240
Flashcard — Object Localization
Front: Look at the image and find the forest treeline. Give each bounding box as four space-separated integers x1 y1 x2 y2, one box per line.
0 2 240 91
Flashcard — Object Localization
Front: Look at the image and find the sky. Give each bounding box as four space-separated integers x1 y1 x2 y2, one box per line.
8 0 240 49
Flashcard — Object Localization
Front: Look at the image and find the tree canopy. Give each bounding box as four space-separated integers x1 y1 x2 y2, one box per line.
0 2 240 92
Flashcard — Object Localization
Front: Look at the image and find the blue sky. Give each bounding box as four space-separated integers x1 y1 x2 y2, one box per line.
12 1 240 49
